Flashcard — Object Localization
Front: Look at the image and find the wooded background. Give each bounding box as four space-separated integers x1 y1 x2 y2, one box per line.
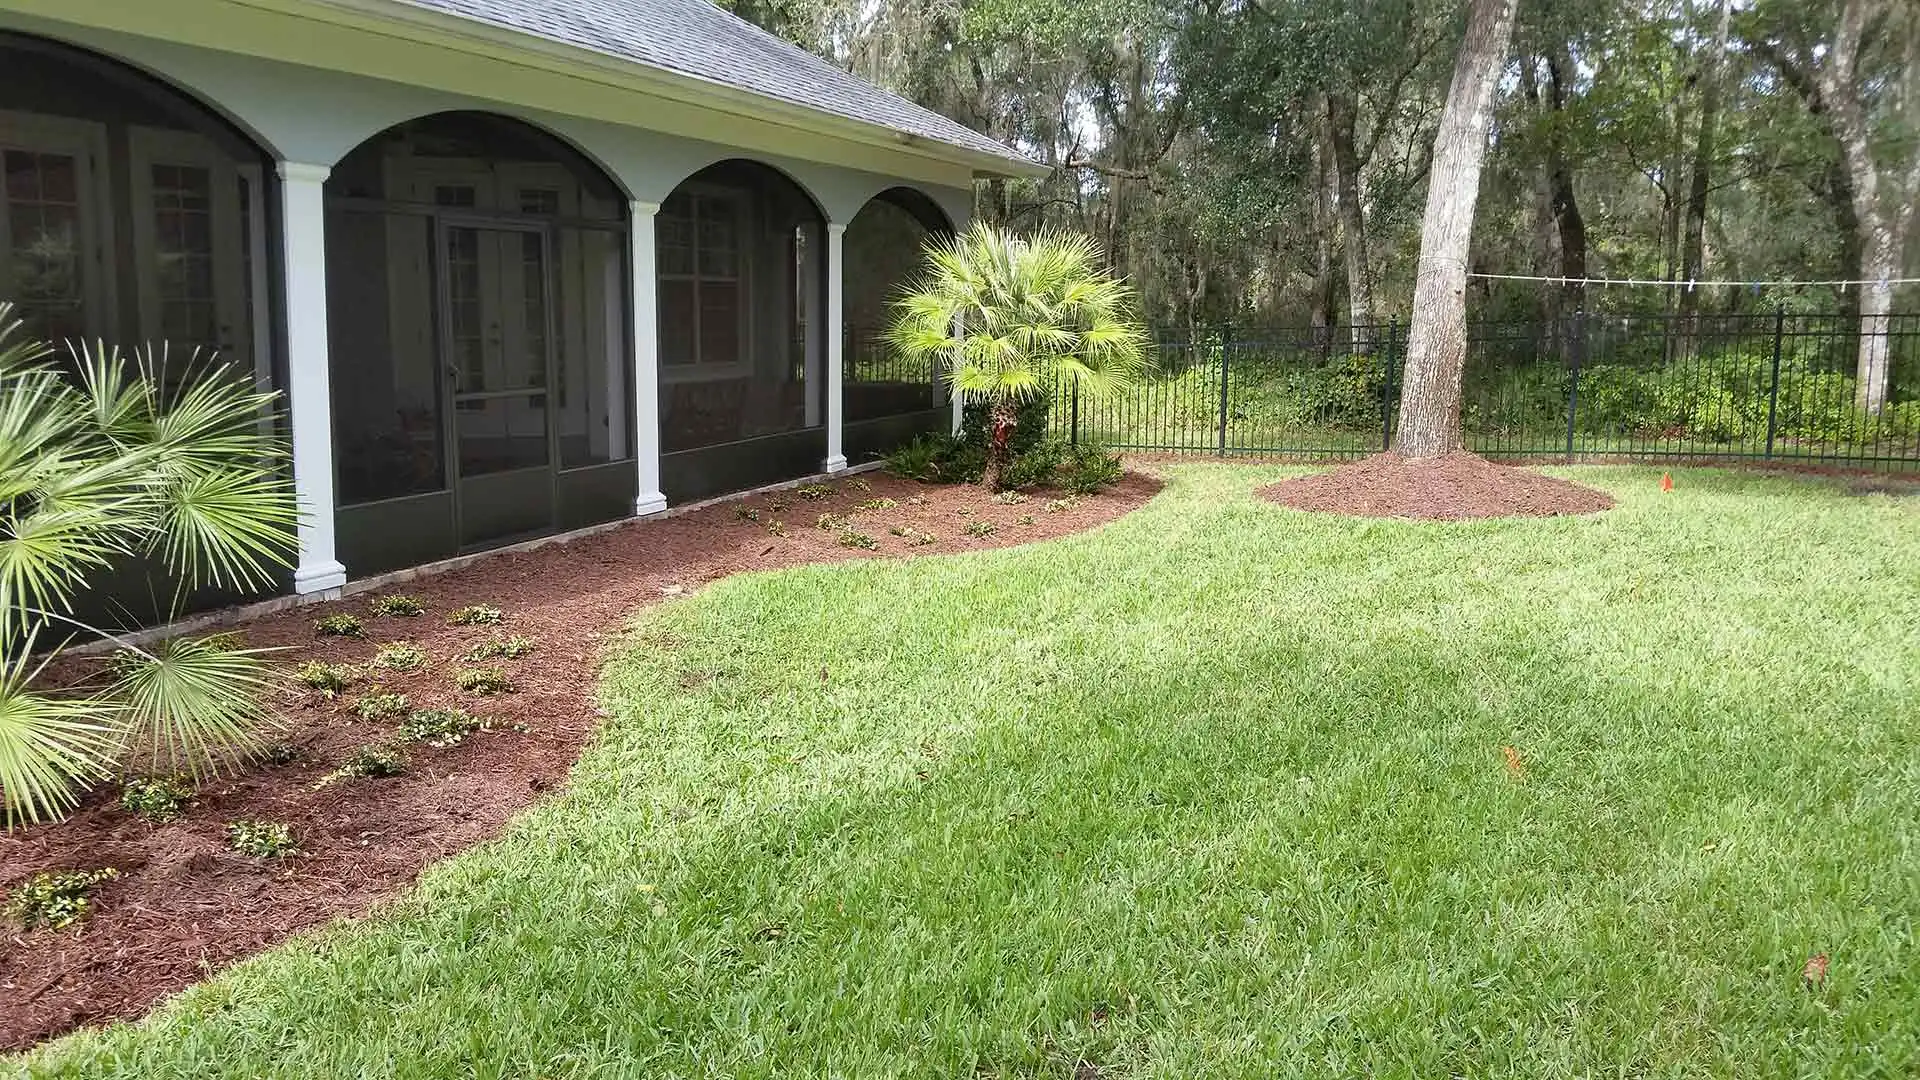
724 0 1920 338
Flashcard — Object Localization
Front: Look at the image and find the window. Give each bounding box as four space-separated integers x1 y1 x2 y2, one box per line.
659 188 747 377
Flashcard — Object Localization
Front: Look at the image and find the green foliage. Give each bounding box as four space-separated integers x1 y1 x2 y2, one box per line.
999 436 1067 490
993 491 1029 505
462 635 537 662
732 504 763 523
398 708 483 748
795 484 834 501
226 819 296 858
854 498 898 512
119 775 194 823
258 742 303 767
354 693 409 722
447 605 503 627
0 304 296 826
313 613 365 638
454 667 513 695
371 642 427 672
1060 443 1125 494
766 520 790 538
765 495 791 512
888 225 1148 490
965 520 999 538
883 433 984 484
328 744 406 782
888 525 938 546
368 594 425 617
815 512 849 532
294 661 357 697
7 867 117 930
837 531 880 550
842 478 873 493
1046 497 1078 513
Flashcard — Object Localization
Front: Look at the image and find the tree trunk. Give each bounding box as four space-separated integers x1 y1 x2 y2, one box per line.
1310 124 1338 344
1678 0 1732 332
1327 93 1375 354
1393 0 1518 459
1814 0 1918 412
1543 47 1587 357
985 398 1019 491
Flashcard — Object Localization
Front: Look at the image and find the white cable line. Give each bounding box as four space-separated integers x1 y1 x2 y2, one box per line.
1465 272 1920 289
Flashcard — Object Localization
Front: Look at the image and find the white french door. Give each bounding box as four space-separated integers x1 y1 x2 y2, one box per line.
0 111 110 346
127 128 251 365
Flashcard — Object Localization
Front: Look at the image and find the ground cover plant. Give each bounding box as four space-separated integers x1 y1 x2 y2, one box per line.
16 464 1918 1077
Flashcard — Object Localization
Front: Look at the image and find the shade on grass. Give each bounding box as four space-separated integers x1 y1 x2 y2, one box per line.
22 465 1919 1078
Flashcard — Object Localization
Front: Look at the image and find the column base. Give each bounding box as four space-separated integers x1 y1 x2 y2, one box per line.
823 455 849 474
633 491 668 516
292 560 347 595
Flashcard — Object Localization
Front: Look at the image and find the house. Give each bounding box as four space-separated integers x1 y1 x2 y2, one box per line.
0 0 1042 598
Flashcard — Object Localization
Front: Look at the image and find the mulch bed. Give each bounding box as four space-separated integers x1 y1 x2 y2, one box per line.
0 470 1160 1052
1260 451 1615 520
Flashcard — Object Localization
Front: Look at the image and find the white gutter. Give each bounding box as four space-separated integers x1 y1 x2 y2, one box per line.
245 0 1049 180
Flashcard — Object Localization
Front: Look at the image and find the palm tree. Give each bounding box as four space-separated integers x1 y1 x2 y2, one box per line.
0 302 297 827
887 224 1149 490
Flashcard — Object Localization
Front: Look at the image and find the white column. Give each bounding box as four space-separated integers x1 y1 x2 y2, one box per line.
277 162 346 595
823 222 848 473
630 200 667 515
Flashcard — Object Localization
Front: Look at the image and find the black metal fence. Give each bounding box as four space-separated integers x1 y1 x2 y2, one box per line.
1051 311 1920 469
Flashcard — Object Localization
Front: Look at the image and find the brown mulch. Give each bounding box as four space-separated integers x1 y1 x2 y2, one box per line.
0 470 1160 1052
1259 451 1615 520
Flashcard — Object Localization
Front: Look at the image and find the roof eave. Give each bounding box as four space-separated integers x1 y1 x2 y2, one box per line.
299 0 1047 181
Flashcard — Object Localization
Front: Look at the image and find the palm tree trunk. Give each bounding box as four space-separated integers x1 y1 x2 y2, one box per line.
985 398 1019 490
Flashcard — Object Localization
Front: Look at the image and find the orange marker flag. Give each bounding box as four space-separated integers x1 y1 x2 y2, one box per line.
1661 472 1673 492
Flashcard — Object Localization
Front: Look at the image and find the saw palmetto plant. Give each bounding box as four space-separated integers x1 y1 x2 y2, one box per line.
0 302 297 827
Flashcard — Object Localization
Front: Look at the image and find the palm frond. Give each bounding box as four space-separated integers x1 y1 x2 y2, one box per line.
105 635 282 779
0 641 122 827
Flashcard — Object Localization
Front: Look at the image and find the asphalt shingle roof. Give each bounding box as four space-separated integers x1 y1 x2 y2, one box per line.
401 0 1033 170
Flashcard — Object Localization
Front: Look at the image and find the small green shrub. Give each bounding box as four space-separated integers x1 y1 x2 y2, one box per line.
905 494 929 506
795 483 834 501
1017 515 1037 525
889 525 938 546
227 819 297 858
202 631 247 652
259 742 304 767
884 433 982 483
462 635 537 662
837 530 879 550
372 642 427 672
854 497 898 511
766 520 790 537
994 491 1028 505
1060 443 1124 494
1000 439 1067 491
399 708 483 748
331 744 406 780
732 504 763 523
454 667 513 695
369 594 425 617
119 776 194 823
765 495 791 512
815 512 849 531
843 477 873 493
313 613 364 638
447 605 503 626
1045 497 1077 513
7 868 118 930
354 692 409 721
966 520 998 538
294 661 358 697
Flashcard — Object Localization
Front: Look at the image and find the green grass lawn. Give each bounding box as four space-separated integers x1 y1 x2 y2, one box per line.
22 465 1920 1078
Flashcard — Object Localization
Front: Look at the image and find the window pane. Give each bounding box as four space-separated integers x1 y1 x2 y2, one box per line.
557 226 631 468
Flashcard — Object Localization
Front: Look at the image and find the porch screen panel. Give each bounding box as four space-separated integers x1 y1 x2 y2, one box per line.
325 208 446 504
843 192 946 423
658 161 824 453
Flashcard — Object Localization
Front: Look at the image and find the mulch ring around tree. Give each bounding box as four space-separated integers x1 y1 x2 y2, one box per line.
1259 451 1616 520
0 469 1161 1053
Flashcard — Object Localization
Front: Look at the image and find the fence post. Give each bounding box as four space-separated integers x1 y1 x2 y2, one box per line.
1764 306 1784 460
1565 309 1585 463
1069 378 1081 447
1216 336 1231 456
1380 317 1398 452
